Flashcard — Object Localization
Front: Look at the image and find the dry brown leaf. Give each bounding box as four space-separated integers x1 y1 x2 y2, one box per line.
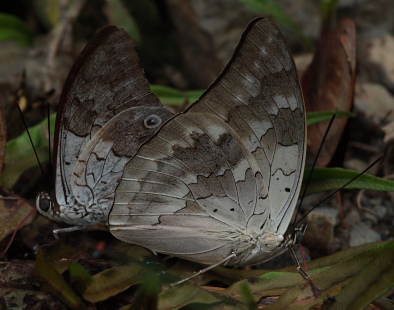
302 19 357 167
0 187 34 243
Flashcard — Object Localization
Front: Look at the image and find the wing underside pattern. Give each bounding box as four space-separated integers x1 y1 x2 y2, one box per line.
110 17 306 264
54 27 173 224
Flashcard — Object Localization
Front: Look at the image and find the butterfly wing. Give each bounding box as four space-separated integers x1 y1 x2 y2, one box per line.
190 18 306 236
70 106 174 217
111 112 266 264
110 18 306 265
54 26 172 222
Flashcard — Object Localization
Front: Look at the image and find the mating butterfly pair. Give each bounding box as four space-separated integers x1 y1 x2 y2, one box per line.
37 17 306 267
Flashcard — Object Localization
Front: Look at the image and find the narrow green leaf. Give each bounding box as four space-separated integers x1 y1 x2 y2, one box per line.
326 240 394 310
240 283 258 310
158 284 221 310
321 0 339 25
0 113 56 188
276 242 388 308
302 167 394 196
306 110 355 126
32 0 61 29
222 270 312 303
237 0 312 48
218 241 391 309
83 262 144 303
68 262 94 295
107 0 141 43
0 13 33 46
34 249 86 310
238 0 297 30
151 84 202 108
132 269 161 310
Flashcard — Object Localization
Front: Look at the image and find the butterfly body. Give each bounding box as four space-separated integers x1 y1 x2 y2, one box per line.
37 17 306 267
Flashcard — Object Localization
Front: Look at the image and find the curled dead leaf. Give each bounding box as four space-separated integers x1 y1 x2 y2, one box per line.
302 19 357 167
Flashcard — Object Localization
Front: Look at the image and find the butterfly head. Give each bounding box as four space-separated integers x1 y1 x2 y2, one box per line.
291 223 307 245
36 191 61 222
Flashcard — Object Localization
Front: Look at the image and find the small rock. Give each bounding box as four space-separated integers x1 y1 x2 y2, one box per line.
360 33 394 91
304 207 339 256
354 82 394 123
345 209 361 226
349 222 381 246
350 0 394 36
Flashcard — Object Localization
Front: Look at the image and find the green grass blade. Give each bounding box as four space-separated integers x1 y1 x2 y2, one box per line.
306 111 355 126
0 114 56 188
238 0 312 48
0 13 33 46
326 240 394 310
302 167 394 196
151 84 202 108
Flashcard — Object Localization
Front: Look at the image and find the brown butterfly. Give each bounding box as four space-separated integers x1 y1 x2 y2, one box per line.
37 18 306 267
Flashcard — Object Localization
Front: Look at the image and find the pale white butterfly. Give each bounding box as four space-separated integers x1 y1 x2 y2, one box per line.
37 17 306 268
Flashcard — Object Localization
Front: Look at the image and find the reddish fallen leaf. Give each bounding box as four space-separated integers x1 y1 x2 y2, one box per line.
302 19 357 167
0 187 34 254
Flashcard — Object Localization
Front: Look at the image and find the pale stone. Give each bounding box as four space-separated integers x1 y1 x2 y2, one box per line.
349 222 381 246
354 82 394 123
361 34 394 91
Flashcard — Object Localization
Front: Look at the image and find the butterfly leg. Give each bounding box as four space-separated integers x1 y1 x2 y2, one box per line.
288 245 309 278
170 252 237 286
53 226 85 238
287 245 322 297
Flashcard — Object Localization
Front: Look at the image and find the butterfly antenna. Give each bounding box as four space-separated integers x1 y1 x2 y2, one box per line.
294 114 336 223
298 156 382 223
14 80 50 192
46 102 53 185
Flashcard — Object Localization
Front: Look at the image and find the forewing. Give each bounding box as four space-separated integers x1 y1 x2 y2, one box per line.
55 26 164 208
189 18 306 234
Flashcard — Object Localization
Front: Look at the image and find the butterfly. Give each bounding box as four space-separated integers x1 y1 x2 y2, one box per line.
36 25 175 229
37 17 306 267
